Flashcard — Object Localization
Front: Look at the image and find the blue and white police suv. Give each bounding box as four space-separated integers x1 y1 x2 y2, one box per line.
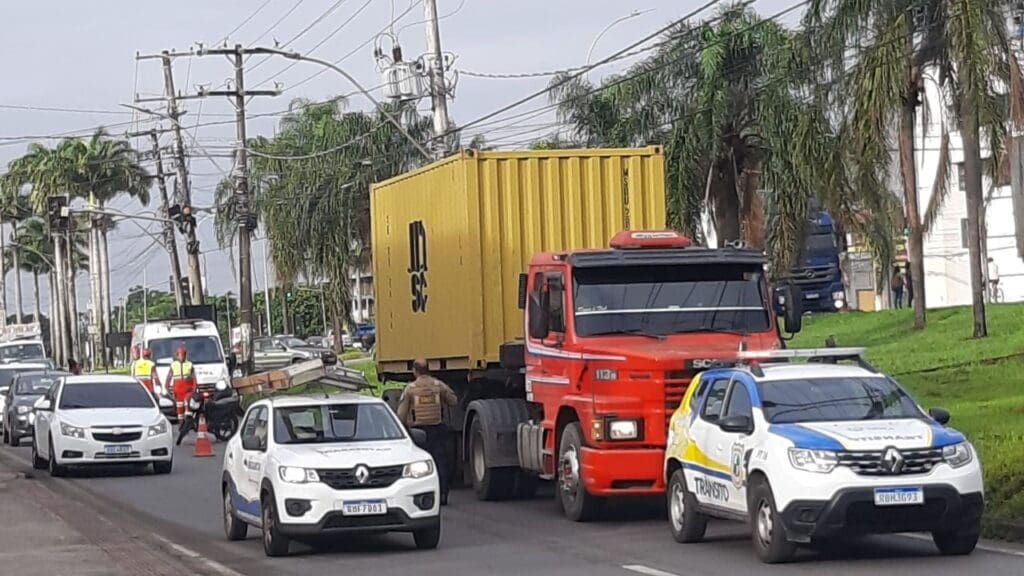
221 393 441 557
664 348 983 563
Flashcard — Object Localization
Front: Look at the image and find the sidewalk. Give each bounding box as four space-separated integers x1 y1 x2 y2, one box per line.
0 457 206 576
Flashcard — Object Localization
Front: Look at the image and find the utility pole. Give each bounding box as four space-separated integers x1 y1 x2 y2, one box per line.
424 0 451 158
130 128 186 309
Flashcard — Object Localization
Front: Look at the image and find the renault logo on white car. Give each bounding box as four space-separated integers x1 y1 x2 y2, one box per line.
881 447 905 474
355 464 370 485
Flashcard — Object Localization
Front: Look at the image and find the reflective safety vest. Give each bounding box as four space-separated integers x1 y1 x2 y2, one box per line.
167 360 195 395
131 359 155 379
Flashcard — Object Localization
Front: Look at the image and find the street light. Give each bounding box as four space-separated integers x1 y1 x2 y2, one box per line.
226 47 433 161
585 9 656 81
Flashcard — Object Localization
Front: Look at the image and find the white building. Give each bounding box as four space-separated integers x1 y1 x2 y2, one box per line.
350 266 374 323
912 75 1024 308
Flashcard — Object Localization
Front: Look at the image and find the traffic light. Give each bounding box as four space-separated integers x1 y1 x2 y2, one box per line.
46 196 69 233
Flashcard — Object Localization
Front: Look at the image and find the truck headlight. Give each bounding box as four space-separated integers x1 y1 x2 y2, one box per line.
942 442 973 468
832 291 845 301
16 405 31 415
608 419 640 441
148 421 168 437
279 466 320 484
403 460 434 479
788 448 838 473
215 379 228 391
60 422 85 439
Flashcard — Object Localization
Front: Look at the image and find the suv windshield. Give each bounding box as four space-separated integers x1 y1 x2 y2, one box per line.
274 403 405 444
281 337 308 348
573 264 770 337
15 373 64 395
0 366 47 388
758 376 923 424
60 382 155 410
149 336 223 364
0 343 46 363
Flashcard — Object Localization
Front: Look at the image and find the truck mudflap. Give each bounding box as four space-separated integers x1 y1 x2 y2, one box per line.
517 422 544 473
464 398 529 469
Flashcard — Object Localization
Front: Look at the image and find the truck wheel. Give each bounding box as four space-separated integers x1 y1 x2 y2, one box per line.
933 522 980 556
667 468 707 543
557 422 603 521
469 417 515 500
749 478 796 563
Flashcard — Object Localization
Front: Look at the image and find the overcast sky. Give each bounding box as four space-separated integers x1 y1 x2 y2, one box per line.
0 0 800 319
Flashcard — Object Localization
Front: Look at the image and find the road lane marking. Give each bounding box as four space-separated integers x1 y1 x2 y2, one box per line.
152 534 246 576
623 565 681 576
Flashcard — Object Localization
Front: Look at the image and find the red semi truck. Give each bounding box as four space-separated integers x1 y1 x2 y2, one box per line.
371 147 802 521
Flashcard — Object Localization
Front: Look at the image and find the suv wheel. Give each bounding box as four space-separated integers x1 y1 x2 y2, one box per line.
933 523 980 556
667 468 708 543
749 478 796 563
261 491 291 557
413 519 441 550
223 485 249 541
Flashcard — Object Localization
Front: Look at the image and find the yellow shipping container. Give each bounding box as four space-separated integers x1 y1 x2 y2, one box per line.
370 146 666 375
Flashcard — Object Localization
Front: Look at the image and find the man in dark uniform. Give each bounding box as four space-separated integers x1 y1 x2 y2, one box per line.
398 359 458 505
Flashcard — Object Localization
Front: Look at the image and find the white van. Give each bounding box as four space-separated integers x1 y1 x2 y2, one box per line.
131 319 231 398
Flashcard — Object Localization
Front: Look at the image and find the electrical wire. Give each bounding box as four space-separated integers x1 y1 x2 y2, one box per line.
247 0 353 74
395 0 466 35
246 0 308 51
215 0 276 46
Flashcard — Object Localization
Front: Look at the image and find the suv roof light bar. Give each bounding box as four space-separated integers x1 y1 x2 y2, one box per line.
737 347 878 374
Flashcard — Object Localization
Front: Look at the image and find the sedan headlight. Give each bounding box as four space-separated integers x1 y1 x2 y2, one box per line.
148 421 168 437
16 405 31 415
788 448 838 473
279 466 320 484
942 442 974 468
403 460 434 479
608 419 640 441
59 422 85 439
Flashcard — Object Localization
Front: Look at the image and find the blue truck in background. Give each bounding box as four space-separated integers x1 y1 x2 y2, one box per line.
782 210 846 313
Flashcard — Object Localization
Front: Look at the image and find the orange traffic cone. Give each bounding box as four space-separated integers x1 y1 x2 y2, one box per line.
193 414 215 458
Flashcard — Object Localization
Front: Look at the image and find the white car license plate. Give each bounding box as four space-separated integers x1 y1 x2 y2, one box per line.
104 444 132 455
874 487 924 506
340 500 387 516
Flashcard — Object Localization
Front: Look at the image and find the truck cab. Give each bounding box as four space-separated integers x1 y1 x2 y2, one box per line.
466 231 803 521
780 211 845 312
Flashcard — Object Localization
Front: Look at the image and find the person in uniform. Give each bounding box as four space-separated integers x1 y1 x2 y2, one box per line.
131 348 157 392
398 359 458 505
165 346 196 423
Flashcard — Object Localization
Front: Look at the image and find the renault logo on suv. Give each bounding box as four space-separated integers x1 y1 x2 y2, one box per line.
354 465 370 485
881 447 905 474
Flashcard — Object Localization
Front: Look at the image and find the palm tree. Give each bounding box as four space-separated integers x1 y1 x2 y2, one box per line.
805 0 1022 335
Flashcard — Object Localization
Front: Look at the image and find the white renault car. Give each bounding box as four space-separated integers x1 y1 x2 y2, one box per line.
664 348 983 563
32 375 174 476
221 394 441 556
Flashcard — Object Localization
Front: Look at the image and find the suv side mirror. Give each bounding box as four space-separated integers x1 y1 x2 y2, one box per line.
929 407 951 425
33 397 52 412
719 414 754 435
781 283 803 334
409 428 428 448
528 291 551 340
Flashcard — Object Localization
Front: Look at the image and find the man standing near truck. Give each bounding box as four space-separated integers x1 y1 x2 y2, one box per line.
398 359 457 505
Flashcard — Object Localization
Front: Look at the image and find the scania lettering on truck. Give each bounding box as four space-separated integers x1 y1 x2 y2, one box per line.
370 147 803 521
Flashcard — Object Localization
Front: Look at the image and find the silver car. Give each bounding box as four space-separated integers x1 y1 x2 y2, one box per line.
252 336 337 373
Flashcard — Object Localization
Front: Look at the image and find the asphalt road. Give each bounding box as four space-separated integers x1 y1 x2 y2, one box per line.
2 441 1022 576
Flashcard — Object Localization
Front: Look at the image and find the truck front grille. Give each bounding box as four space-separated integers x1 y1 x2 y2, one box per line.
837 448 943 476
664 371 693 429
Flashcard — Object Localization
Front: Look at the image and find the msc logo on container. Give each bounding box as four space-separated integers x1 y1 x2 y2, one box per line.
408 220 428 313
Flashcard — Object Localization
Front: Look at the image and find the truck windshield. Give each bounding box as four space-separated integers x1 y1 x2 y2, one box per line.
0 343 46 363
149 336 224 364
802 232 835 256
758 376 923 423
572 264 770 337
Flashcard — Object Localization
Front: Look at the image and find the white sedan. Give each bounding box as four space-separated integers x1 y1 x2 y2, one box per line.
32 375 174 476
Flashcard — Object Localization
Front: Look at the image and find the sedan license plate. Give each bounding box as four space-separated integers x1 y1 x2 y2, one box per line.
340 500 387 516
874 487 924 506
104 444 132 456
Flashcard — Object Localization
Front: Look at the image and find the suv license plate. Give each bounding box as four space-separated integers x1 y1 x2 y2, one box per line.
874 487 924 506
341 500 387 516
104 445 132 455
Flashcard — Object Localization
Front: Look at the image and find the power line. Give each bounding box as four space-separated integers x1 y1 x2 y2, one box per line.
247 0 353 74
215 0 276 46
246 0 307 49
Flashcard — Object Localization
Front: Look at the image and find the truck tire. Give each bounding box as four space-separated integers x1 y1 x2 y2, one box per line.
469 417 516 500
557 422 604 521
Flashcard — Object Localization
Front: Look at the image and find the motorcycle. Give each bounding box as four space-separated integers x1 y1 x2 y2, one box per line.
176 384 241 445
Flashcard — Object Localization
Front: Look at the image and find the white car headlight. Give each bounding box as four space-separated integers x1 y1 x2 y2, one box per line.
788 448 838 473
942 442 974 468
59 422 85 439
403 459 434 479
148 421 169 437
215 379 228 391
608 419 640 440
16 405 31 415
279 466 320 484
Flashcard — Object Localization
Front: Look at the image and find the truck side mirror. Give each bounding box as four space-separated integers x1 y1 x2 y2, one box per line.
528 291 550 340
782 283 803 334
